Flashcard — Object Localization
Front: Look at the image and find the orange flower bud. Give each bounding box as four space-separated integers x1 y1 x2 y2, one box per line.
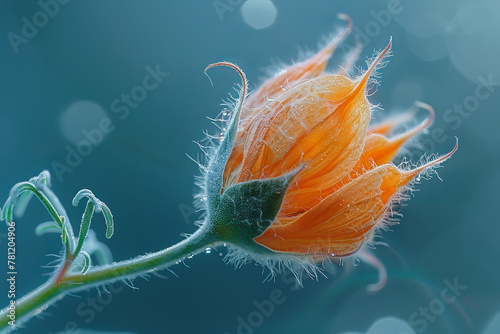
201 23 456 271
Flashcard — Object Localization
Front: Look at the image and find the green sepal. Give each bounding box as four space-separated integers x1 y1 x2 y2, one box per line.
204 63 247 210
209 168 301 245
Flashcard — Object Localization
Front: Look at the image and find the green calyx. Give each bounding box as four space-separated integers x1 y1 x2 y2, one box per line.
208 169 300 248
202 62 300 251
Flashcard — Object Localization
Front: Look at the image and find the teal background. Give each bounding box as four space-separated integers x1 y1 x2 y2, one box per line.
1 0 499 333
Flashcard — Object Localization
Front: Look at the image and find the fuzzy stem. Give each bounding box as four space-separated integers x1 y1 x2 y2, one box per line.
0 227 216 331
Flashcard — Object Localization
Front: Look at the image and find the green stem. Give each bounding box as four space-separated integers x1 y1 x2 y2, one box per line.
0 227 216 331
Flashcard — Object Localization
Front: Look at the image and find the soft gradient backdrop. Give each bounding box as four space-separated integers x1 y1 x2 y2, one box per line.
1 1 499 333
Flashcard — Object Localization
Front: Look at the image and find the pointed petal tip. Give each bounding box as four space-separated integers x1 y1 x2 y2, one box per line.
353 38 393 95
365 38 392 79
424 137 459 168
402 137 458 182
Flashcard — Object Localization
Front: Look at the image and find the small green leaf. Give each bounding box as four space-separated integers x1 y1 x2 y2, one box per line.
2 182 35 222
73 200 95 258
15 171 51 218
1 197 13 223
79 251 91 274
72 189 96 207
100 203 114 239
35 222 60 236
13 191 34 218
61 225 67 245
1 172 75 256
72 189 114 240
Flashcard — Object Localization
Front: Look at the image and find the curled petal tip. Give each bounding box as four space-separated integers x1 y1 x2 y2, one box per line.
336 13 353 35
203 61 247 104
318 13 353 60
413 100 435 127
205 61 238 73
337 13 352 24
393 101 435 144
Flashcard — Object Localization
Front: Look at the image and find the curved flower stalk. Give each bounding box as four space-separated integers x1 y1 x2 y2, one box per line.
1 18 456 331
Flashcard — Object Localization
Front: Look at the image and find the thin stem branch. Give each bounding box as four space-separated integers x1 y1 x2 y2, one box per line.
0 227 216 331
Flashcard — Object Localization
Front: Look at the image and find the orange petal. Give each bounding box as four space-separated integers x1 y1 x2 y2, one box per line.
255 40 391 183
398 138 458 187
244 14 352 110
234 75 355 183
225 18 353 188
279 101 434 214
255 140 457 256
280 41 393 199
255 164 403 256
367 102 423 135
361 101 435 167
